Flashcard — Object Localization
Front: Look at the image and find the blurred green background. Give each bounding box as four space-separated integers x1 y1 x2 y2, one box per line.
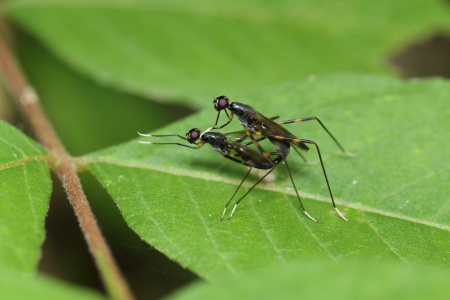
1 1 450 299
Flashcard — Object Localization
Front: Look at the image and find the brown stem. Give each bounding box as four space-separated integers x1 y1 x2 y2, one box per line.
0 35 134 299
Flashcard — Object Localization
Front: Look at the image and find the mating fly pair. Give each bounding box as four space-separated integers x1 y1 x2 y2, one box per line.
139 96 352 222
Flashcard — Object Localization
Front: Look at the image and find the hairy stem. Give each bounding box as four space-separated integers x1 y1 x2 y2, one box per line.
0 35 134 300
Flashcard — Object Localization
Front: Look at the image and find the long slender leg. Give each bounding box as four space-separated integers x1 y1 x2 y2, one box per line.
228 166 276 220
220 167 253 222
251 132 350 222
291 146 308 164
281 157 319 223
241 135 267 145
283 157 319 223
245 129 272 158
241 136 309 163
238 132 308 163
306 141 350 222
207 110 235 132
275 117 354 156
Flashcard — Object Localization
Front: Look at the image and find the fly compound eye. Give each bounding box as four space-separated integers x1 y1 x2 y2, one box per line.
213 95 229 111
186 128 201 143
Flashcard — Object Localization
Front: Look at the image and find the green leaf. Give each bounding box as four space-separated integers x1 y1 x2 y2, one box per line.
167 261 450 300
85 74 450 280
16 30 194 156
7 0 450 103
0 120 52 272
0 269 106 300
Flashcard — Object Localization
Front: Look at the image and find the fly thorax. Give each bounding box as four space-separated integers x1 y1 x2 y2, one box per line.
236 114 251 128
211 143 229 154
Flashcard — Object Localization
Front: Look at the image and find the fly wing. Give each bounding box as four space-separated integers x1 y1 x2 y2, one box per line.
224 129 272 149
255 113 309 151
227 141 274 169
223 130 250 143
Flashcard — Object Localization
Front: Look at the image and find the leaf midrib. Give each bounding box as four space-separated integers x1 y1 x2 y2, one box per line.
85 157 450 232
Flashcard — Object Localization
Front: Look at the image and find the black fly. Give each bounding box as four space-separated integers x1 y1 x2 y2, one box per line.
209 95 353 222
138 129 283 221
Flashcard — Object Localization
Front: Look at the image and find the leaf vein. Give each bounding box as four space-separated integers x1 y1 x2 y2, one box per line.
376 166 450 207
365 217 408 264
85 159 450 231
127 169 182 255
249 200 286 263
283 193 336 261
176 175 239 277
